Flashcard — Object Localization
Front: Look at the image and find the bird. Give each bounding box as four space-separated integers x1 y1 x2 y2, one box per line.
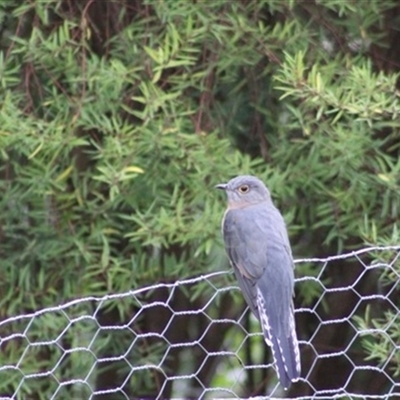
216 175 300 389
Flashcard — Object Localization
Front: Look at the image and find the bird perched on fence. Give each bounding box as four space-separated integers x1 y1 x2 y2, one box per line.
216 175 300 389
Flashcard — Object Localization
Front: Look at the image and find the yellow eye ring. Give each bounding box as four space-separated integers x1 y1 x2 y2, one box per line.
238 185 249 194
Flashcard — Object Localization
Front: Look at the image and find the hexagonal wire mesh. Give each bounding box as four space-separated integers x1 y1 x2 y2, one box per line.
1 246 400 399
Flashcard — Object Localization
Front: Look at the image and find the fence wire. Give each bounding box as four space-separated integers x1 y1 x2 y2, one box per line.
1 246 400 399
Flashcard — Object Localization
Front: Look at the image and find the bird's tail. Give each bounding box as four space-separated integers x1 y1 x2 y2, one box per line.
257 290 301 389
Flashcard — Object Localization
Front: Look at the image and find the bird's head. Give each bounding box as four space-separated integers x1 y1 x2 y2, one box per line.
215 175 271 208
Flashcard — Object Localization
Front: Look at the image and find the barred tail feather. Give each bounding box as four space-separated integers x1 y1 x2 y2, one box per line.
288 306 301 379
257 289 300 389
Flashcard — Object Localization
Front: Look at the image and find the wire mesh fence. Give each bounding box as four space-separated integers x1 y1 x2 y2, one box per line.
1 246 400 399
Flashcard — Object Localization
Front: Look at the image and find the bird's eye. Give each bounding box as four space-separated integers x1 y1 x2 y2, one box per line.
238 185 249 194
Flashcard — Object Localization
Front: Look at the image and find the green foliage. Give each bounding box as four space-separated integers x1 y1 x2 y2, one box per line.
1 0 400 397
353 245 400 378
355 305 400 377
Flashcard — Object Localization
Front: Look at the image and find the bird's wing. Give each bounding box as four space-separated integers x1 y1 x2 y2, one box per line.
222 208 264 319
222 205 294 318
222 204 300 386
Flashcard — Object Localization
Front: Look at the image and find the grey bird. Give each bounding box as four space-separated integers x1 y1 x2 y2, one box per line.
216 175 300 389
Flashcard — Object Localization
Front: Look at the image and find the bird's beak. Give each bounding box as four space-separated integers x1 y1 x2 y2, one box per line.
215 183 227 190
